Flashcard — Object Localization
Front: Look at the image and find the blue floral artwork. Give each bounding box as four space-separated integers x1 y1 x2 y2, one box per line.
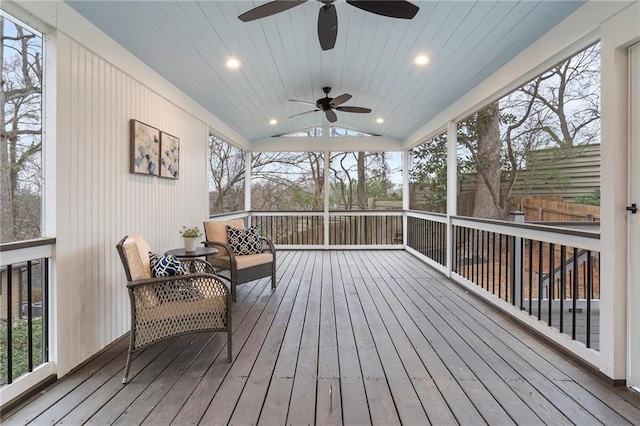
160 131 180 179
130 120 160 176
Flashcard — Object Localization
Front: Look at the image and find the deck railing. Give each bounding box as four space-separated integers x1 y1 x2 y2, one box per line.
406 212 448 267
250 211 404 248
251 212 324 246
405 211 600 352
1 238 55 387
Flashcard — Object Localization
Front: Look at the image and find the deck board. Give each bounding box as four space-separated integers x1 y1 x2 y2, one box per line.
4 250 640 426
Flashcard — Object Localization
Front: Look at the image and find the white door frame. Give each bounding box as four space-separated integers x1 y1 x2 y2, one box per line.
628 42 640 391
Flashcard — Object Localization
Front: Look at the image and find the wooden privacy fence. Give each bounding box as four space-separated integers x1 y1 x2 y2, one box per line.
517 196 600 222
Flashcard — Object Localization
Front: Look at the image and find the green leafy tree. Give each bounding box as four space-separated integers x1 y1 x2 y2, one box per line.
574 188 600 206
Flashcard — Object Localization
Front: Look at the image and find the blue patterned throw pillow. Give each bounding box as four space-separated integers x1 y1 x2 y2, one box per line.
149 252 188 277
226 225 262 256
148 252 202 302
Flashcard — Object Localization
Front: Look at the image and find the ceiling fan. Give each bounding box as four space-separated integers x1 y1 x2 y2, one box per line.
238 0 419 51
289 87 371 123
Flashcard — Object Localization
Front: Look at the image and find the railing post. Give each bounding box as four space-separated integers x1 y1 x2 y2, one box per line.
324 149 330 249
446 121 458 277
510 211 525 307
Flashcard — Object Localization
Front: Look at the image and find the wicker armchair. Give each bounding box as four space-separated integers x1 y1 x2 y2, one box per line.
202 219 276 302
116 235 232 384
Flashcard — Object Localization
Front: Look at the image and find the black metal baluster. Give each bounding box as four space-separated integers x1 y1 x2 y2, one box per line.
538 241 543 320
427 219 430 257
465 228 472 281
548 243 554 327
441 222 445 265
528 239 533 313
474 228 478 285
429 220 433 259
27 261 34 372
504 235 518 306
485 230 490 290
492 232 496 294
421 218 425 254
470 228 475 283
480 230 484 289
498 234 503 298
586 251 592 348
458 225 462 272
453 226 459 273
435 220 439 261
7 265 13 384
572 247 579 341
44 258 49 362
469 227 473 282
428 220 433 258
433 220 437 262
424 218 427 255
559 246 566 333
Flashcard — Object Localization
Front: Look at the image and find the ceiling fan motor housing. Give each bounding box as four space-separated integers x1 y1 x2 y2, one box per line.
317 98 333 110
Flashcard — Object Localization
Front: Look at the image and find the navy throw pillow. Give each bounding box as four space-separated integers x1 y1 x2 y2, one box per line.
149 252 188 277
226 225 262 255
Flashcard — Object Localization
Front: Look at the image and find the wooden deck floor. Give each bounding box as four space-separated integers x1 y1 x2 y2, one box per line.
4 250 640 425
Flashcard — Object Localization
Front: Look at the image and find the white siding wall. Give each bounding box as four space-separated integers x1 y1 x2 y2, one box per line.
54 34 209 375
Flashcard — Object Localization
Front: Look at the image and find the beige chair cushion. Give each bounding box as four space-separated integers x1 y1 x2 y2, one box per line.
122 234 153 280
235 253 273 269
204 219 244 244
209 253 273 270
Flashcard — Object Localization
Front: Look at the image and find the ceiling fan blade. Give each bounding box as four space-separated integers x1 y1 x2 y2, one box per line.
336 106 372 113
318 3 338 51
330 93 352 107
346 0 419 19
239 0 307 22
289 99 317 107
289 109 319 118
325 109 338 123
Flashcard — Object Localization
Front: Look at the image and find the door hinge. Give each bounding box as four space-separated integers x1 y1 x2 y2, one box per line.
628 203 638 214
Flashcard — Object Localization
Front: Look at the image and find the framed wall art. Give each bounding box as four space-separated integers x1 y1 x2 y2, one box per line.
130 119 160 176
160 131 180 179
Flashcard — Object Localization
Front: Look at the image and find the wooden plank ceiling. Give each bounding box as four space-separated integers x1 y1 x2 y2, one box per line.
65 0 585 143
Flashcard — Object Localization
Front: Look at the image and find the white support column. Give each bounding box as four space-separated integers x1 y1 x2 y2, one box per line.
245 151 252 224
403 150 410 246
324 149 330 249
599 6 637 381
45 27 59 385
446 121 458 277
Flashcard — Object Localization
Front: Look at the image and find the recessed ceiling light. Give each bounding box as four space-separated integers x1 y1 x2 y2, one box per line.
414 54 430 66
225 57 241 69
269 119 278 125
376 118 384 124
